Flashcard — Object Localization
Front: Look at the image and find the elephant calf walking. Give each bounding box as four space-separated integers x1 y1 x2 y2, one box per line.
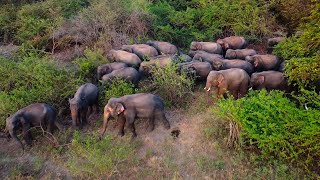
100 93 170 138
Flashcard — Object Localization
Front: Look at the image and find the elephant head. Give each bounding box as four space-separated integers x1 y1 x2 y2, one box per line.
190 42 201 50
6 114 24 152
100 98 125 138
217 39 229 50
69 97 87 124
205 72 225 92
245 56 254 64
250 74 264 89
121 45 133 53
212 60 223 70
107 50 116 61
97 65 113 80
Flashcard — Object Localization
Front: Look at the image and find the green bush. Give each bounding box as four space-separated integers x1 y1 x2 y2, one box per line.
213 90 320 172
100 79 136 106
274 3 320 89
145 64 194 107
0 55 83 128
73 49 107 81
149 0 277 48
67 131 138 178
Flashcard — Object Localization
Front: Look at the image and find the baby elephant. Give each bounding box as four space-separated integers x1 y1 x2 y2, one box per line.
250 71 290 91
245 54 280 72
225 49 257 60
146 41 179 55
101 67 140 86
99 93 170 138
121 44 159 60
211 59 254 75
217 36 247 50
190 42 223 54
205 68 250 99
69 83 99 128
107 50 141 68
97 62 128 80
6 103 63 151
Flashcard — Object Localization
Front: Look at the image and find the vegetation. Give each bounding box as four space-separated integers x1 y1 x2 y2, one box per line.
213 90 320 172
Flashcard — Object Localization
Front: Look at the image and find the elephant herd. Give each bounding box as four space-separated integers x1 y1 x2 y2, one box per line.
5 36 288 151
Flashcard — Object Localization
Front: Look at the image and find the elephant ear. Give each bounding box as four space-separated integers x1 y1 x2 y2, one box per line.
217 73 225 88
257 75 265 84
115 103 125 115
196 43 202 50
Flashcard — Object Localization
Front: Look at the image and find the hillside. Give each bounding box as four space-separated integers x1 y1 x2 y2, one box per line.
0 0 319 179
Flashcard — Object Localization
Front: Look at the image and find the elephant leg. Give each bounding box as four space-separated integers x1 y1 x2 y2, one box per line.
48 121 54 134
147 117 155 132
238 81 248 98
232 90 239 100
128 122 137 138
22 123 32 146
81 109 88 125
217 88 225 99
157 111 170 129
117 114 126 136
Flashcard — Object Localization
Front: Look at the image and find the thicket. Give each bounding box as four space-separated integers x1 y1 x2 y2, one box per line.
149 0 277 48
213 90 320 172
0 55 82 128
274 3 320 89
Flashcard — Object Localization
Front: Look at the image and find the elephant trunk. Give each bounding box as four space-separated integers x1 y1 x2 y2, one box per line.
99 110 110 139
9 128 24 153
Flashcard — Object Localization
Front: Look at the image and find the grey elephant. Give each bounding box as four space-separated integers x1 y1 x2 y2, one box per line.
250 71 290 91
6 103 63 151
225 49 257 60
69 83 99 128
211 59 254 75
204 68 250 99
121 44 159 60
216 36 247 51
146 41 179 55
139 55 178 76
190 42 223 54
101 67 140 86
267 37 285 53
107 50 141 68
245 54 280 72
179 61 213 80
97 62 128 80
99 93 170 138
192 51 224 64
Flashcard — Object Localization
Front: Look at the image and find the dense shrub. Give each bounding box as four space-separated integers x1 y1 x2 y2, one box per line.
67 131 138 178
149 0 277 48
0 55 83 128
213 90 320 171
274 3 320 89
144 64 194 107
100 79 136 106
73 49 107 81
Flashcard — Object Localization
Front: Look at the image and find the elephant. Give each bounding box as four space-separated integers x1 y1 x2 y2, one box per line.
6 103 63 151
97 62 128 80
69 83 99 128
190 42 223 54
139 55 178 76
107 50 141 68
192 51 224 64
121 44 159 60
225 49 257 60
216 36 247 51
204 68 250 99
250 71 290 91
146 41 179 55
211 59 254 75
101 67 140 86
245 54 280 72
267 37 285 53
99 93 171 138
179 61 212 80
